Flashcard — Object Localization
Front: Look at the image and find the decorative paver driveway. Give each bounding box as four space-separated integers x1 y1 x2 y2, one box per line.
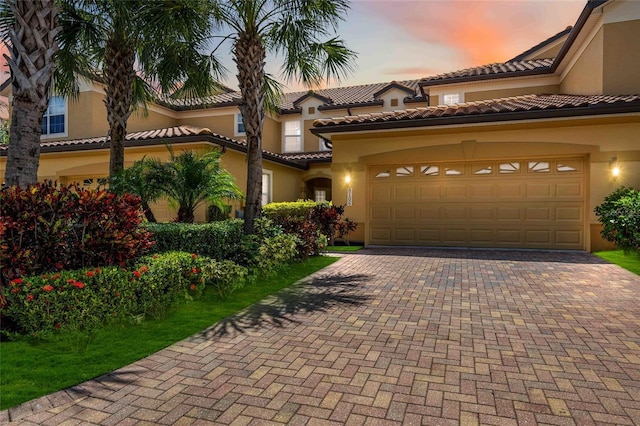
3 248 640 425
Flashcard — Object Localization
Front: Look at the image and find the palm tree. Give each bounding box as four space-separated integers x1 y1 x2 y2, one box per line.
144 147 243 223
107 159 161 222
1 0 61 186
209 0 356 235
55 0 225 177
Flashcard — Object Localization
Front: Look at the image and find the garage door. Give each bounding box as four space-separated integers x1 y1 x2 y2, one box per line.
368 157 586 249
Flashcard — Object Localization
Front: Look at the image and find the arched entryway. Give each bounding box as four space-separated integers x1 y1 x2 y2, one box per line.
305 177 332 202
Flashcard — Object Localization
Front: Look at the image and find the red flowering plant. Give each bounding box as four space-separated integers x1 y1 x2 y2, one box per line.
0 266 137 338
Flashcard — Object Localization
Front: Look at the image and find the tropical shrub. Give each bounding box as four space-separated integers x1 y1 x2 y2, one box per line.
0 181 153 284
256 233 300 273
0 267 137 337
595 186 640 252
146 220 245 262
262 200 356 257
207 204 232 222
0 251 249 337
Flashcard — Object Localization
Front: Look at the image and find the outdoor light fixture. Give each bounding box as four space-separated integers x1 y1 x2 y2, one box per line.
345 169 351 184
610 156 620 179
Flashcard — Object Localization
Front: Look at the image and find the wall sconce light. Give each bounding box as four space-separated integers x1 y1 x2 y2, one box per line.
610 156 620 179
345 168 352 185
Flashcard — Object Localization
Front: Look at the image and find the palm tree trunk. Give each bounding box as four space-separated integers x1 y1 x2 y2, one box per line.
104 39 135 177
3 0 60 187
234 32 266 235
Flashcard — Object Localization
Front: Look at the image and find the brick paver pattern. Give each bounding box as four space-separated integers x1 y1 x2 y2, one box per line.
3 248 640 425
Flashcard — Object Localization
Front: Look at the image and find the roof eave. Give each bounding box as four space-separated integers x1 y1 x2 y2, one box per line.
317 100 384 111
419 67 552 88
311 103 640 135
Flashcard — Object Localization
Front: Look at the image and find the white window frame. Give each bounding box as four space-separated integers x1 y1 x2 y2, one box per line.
314 189 327 203
41 96 68 139
234 112 246 136
443 93 461 105
283 120 303 153
262 170 273 206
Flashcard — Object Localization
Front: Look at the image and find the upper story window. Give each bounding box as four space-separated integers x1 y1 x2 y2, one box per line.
262 170 272 206
283 120 302 152
235 113 246 136
42 96 66 136
443 94 460 105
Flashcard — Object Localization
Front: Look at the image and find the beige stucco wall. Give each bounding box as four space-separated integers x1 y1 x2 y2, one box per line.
465 85 559 102
561 27 604 95
603 20 640 95
329 115 640 250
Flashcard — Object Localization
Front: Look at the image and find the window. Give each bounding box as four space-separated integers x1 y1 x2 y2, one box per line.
235 113 245 136
396 166 414 177
421 165 439 176
528 161 550 173
315 190 326 203
443 94 460 105
42 96 66 136
283 120 302 152
499 162 521 174
262 171 272 205
319 138 331 151
390 98 399 107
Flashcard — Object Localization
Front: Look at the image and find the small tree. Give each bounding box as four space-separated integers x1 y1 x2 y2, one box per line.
594 186 640 252
144 148 243 223
108 159 161 222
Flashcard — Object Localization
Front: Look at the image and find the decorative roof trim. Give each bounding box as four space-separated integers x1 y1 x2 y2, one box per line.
317 100 384 111
372 81 416 99
292 91 333 108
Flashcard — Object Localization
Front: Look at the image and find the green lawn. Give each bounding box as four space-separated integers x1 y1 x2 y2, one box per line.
326 245 363 252
0 256 338 410
594 249 640 275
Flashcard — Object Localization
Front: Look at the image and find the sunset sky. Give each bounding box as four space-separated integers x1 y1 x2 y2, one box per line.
0 0 587 92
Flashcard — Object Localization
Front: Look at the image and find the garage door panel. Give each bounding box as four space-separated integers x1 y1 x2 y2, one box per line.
394 228 416 242
418 228 441 243
497 207 522 220
556 182 584 198
526 183 552 198
526 207 552 221
371 227 392 243
556 206 582 221
444 229 467 243
525 230 552 244
444 184 467 199
369 158 585 249
443 206 467 220
371 206 392 221
470 229 494 243
470 207 494 220
556 230 582 245
394 206 415 220
394 185 416 201
419 185 441 200
371 185 392 202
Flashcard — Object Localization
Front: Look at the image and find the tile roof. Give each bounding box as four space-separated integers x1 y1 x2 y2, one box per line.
419 58 554 87
0 125 312 170
155 80 423 113
279 151 332 162
313 94 640 131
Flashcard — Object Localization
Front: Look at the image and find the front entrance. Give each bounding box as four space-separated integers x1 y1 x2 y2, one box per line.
306 177 332 202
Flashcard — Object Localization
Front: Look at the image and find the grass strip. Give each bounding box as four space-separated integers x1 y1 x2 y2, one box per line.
326 245 363 252
0 256 338 410
594 249 640 276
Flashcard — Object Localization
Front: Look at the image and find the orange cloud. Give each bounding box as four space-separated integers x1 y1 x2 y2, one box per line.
362 0 583 69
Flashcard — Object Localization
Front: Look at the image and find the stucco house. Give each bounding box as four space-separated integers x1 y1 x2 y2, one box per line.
1 0 639 251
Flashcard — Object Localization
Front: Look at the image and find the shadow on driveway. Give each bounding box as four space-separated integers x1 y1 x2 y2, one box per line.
201 273 372 338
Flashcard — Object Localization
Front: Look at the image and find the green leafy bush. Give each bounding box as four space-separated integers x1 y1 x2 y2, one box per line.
146 220 245 261
207 204 232 222
0 181 153 284
1 251 249 337
595 186 640 252
0 268 136 337
263 200 355 257
256 234 300 273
